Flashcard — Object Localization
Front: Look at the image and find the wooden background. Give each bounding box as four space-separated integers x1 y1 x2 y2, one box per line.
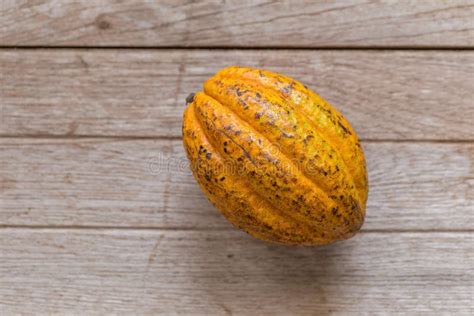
1 1 473 315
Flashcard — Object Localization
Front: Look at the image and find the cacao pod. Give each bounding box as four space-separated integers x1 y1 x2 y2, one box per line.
183 66 368 245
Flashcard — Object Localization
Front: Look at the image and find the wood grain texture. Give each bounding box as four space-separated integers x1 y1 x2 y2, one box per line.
1 49 473 140
0 229 472 314
2 1 473 314
1 0 473 47
1 138 472 230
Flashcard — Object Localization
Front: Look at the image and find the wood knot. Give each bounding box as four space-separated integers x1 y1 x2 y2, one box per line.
95 14 111 30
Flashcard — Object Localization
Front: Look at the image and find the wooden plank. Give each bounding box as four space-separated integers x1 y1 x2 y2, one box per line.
1 1 473 47
0 229 472 314
1 50 473 140
1 138 472 230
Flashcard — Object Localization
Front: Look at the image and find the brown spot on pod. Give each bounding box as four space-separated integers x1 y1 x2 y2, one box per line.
337 121 352 135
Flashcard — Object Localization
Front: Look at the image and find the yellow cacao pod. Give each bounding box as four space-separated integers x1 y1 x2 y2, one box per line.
183 66 368 245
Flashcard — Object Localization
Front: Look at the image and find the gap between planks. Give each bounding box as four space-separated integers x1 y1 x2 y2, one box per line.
0 135 473 143
0 226 472 233
1 46 474 50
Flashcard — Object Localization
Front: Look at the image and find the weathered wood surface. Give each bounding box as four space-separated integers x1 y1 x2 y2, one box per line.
0 230 472 314
2 49 473 140
2 1 473 313
1 138 472 230
1 1 473 47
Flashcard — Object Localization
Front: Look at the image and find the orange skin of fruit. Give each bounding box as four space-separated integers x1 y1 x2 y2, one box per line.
183 66 368 246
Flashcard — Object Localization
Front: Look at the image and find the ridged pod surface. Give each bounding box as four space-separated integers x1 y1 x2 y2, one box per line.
182 66 368 245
